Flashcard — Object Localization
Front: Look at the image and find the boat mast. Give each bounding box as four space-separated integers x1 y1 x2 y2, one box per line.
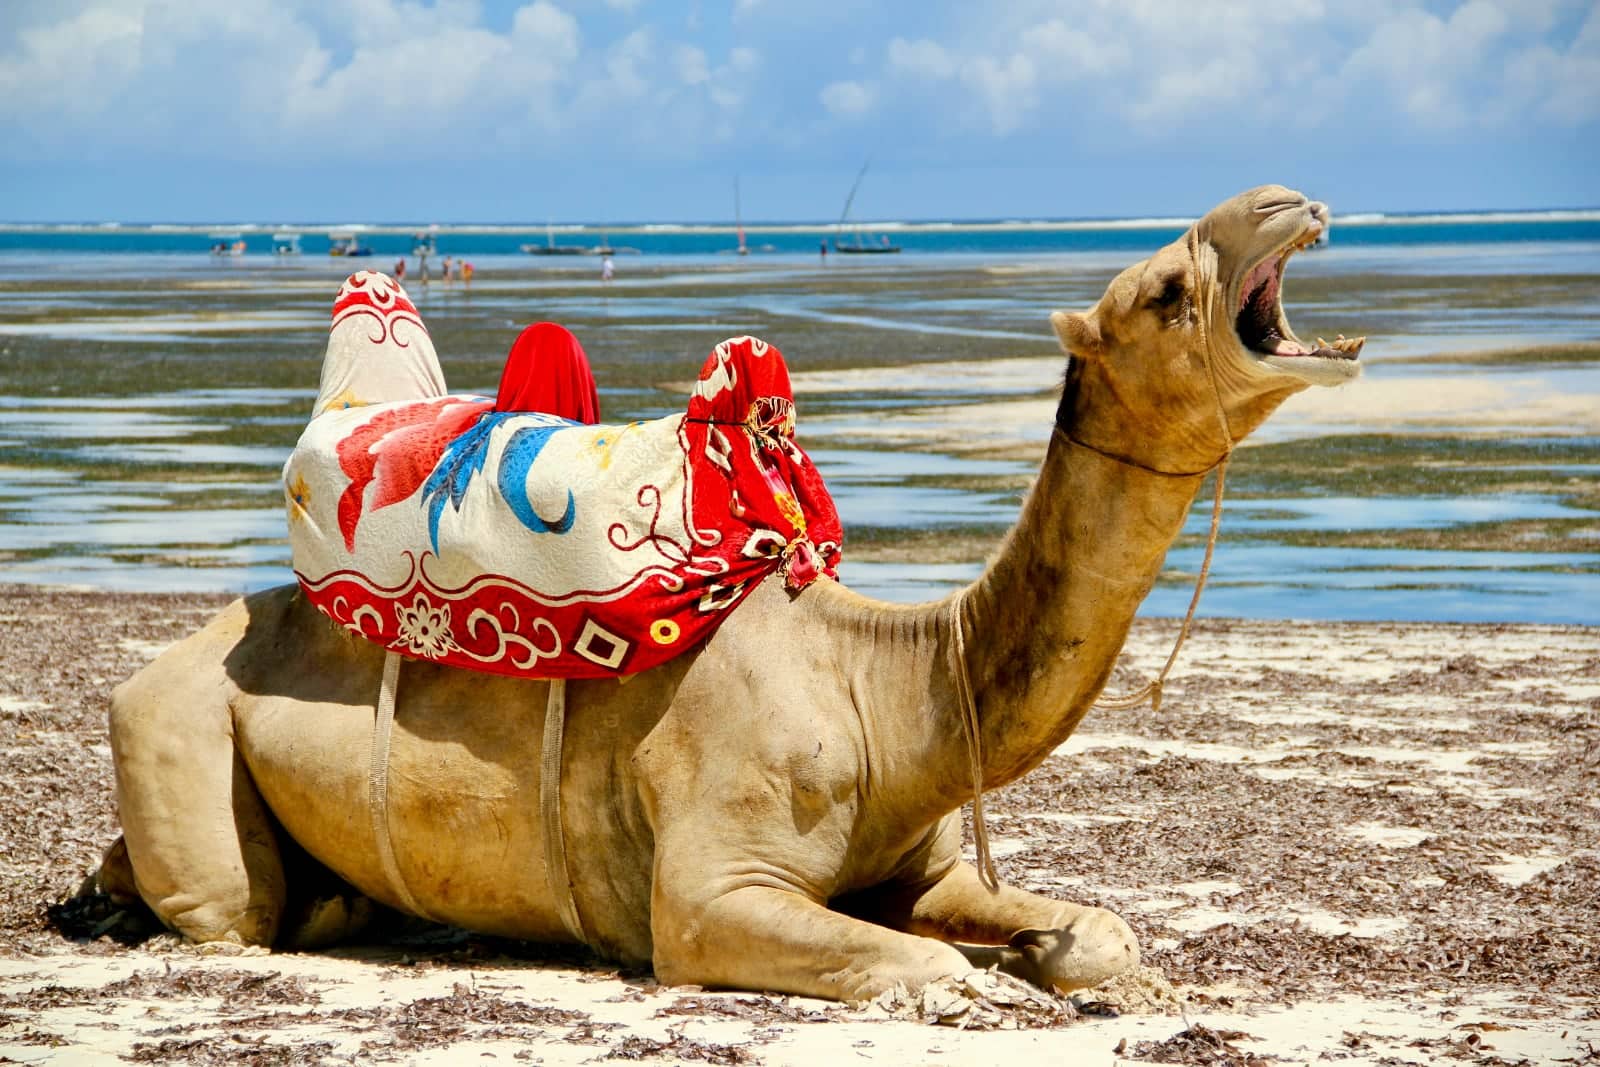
836 159 871 250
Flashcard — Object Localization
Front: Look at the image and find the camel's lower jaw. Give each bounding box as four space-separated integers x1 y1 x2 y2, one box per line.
1259 347 1364 386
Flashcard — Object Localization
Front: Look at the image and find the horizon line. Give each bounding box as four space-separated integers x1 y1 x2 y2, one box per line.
4 207 1599 236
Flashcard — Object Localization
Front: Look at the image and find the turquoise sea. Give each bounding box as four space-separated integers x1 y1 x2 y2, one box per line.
1 210 1597 625
3 209 1599 259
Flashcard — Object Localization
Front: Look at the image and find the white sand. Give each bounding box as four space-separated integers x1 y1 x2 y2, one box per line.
10 619 1597 1063
2 949 1592 1066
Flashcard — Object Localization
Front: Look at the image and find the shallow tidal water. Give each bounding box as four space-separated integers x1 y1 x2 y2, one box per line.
0 243 1596 624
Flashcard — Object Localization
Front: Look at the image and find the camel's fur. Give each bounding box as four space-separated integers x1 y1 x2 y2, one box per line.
102 186 1357 1001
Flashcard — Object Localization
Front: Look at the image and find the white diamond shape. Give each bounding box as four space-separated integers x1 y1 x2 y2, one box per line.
573 617 630 670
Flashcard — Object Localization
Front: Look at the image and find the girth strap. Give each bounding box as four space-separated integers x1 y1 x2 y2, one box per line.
369 650 430 918
540 679 587 942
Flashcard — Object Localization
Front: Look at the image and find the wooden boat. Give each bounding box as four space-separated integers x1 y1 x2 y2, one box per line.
328 230 373 257
522 223 589 255
832 162 901 254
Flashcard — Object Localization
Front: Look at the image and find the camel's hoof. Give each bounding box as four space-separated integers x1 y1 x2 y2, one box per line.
1009 907 1140 993
280 894 375 950
94 837 142 907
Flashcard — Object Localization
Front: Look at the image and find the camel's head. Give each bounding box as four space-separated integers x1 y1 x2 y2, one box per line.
1052 185 1362 472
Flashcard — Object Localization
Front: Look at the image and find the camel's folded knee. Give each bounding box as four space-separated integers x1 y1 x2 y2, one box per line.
1010 906 1140 993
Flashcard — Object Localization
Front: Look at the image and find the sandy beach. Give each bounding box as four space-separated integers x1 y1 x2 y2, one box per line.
2 586 1596 1064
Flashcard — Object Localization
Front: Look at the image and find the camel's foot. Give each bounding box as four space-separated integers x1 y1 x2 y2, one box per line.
1004 906 1140 993
280 893 376 951
93 835 142 907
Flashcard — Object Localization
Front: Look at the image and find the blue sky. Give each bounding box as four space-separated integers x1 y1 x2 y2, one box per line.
1 0 1596 223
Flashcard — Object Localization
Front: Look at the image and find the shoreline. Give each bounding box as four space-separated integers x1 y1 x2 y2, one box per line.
1 587 1596 1063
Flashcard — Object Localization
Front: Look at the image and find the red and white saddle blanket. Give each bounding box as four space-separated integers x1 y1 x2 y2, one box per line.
286 326 842 679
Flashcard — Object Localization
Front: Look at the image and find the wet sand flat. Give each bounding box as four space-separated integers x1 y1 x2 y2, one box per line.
2 251 1598 622
1 586 1596 1064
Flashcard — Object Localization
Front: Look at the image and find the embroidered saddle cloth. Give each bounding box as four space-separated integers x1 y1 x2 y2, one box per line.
286 322 842 680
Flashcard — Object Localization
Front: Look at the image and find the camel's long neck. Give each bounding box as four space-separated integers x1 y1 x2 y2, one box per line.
953 421 1206 789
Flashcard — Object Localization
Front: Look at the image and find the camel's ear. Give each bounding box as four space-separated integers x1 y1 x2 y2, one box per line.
1051 310 1103 361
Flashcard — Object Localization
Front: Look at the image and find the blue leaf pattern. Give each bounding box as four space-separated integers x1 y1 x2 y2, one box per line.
421 412 576 551
498 421 576 535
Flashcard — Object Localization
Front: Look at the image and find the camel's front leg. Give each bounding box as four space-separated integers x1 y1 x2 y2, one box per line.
840 823 1139 993
650 856 972 1000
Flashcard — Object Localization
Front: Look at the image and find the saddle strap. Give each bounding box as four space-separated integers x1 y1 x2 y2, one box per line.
369 650 429 918
540 679 588 942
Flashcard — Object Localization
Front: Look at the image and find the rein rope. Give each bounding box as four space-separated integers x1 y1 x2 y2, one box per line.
1098 231 1234 711
952 240 1235 891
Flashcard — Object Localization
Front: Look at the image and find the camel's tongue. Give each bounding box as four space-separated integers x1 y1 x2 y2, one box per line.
1265 336 1312 356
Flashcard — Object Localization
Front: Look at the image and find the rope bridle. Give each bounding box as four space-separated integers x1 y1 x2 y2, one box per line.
952 233 1236 891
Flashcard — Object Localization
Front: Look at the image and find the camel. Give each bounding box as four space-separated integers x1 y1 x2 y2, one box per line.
98 185 1361 1002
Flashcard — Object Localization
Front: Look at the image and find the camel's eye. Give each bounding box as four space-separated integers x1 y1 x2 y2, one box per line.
1149 273 1186 309
1147 271 1191 325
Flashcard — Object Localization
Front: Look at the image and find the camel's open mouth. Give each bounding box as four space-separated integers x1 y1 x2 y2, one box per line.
1235 223 1364 372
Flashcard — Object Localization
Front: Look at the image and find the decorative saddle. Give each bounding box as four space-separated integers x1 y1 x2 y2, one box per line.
285 273 842 680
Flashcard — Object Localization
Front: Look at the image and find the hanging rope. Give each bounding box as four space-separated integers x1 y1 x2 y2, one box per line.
369 650 430 918
539 679 588 942
947 595 1000 892
1091 457 1228 712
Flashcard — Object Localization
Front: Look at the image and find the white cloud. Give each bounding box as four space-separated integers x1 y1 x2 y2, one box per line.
569 27 653 109
820 80 875 118
887 37 953 80
0 5 144 121
872 0 1598 138
1336 0 1582 130
0 0 1593 181
965 54 1037 134
513 1 582 67
1020 19 1122 76
675 44 710 85
1539 4 1600 123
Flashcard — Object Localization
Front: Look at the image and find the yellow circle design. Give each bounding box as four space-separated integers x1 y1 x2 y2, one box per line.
650 619 681 645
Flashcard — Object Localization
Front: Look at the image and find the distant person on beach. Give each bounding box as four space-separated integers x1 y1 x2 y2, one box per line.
496 322 600 424
819 240 828 262
600 255 615 283
462 262 475 285
441 256 453 283
394 258 406 282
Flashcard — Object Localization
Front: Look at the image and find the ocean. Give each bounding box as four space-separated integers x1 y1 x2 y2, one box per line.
1 210 1597 625
3 209 1599 260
